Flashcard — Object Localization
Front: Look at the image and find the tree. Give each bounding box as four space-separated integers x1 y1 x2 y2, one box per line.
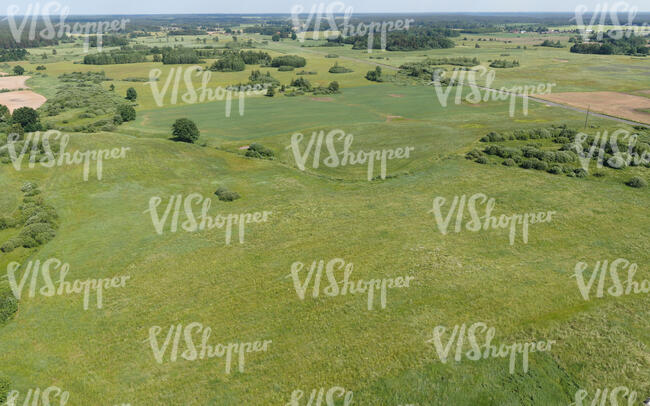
266 86 275 97
126 87 138 101
291 32 298 40
117 104 136 122
327 81 340 93
109 84 115 91
365 66 383 82
52 49 57 55
272 34 281 42
172 118 200 143
0 104 9 122
12 107 41 132
13 65 25 76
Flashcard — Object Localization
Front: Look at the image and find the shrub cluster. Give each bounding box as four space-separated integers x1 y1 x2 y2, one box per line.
626 176 647 188
210 53 246 72
489 59 520 68
215 186 241 202
0 375 10 403
271 55 306 68
0 183 59 253
328 63 353 73
245 143 274 159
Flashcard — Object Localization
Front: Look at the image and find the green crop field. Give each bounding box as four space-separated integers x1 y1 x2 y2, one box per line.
0 9 649 406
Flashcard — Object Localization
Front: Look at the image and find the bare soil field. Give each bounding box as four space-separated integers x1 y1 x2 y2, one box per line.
0 75 31 90
0 90 47 112
536 91 650 124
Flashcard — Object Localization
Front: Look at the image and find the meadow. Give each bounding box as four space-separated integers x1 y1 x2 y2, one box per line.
0 17 648 405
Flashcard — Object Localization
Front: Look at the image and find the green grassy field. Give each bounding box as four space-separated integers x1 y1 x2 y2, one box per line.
0 25 649 405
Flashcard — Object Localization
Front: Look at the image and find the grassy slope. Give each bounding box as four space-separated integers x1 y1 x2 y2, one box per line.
0 33 648 405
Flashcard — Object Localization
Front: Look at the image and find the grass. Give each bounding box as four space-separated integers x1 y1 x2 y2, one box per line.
0 29 648 405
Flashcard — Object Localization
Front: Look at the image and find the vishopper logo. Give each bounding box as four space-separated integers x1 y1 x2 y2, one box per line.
145 193 272 245
7 258 130 310
573 258 649 300
285 387 354 406
3 386 69 406
287 130 415 181
1 131 130 181
428 193 556 246
290 1 413 52
569 387 641 406
288 258 415 310
573 2 649 41
149 66 271 116
3 1 129 52
571 130 650 173
431 67 556 117
146 323 272 374
426 322 556 374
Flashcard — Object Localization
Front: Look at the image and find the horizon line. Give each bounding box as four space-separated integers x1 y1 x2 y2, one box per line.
2 11 650 16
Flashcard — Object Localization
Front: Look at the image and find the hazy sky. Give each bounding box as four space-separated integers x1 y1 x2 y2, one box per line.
2 0 649 14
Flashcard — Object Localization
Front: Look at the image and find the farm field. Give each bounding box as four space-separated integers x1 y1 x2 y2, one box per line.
0 8 649 406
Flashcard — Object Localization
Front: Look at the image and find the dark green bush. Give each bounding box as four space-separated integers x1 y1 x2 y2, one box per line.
17 222 56 247
476 156 488 164
117 104 136 122
626 176 647 188
465 149 483 160
0 374 10 403
502 158 516 166
0 216 15 230
533 160 549 171
245 143 274 159
328 63 353 73
548 165 563 174
277 65 295 71
21 182 37 193
574 168 588 178
520 159 535 169
0 291 18 324
215 187 241 202
0 240 17 253
171 118 200 143
480 131 505 142
271 55 306 68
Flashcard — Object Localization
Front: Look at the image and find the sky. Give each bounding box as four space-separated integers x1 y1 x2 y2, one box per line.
1 0 649 14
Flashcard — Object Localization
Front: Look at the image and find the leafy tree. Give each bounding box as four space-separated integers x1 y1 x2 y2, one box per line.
271 55 306 67
272 34 281 42
109 84 115 91
117 104 136 122
328 81 340 93
126 87 138 101
210 53 245 72
266 86 275 97
13 65 25 76
245 143 274 159
12 107 41 132
172 118 200 143
0 104 9 122
365 66 383 82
